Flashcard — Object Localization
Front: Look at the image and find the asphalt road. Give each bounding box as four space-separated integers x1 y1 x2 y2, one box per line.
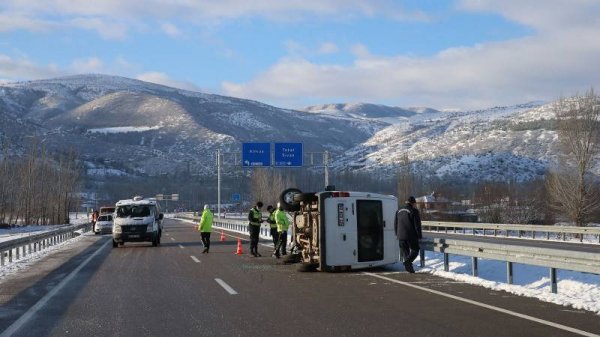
0 218 599 337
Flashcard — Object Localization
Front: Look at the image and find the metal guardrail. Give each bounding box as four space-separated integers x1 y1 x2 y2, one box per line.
176 213 273 237
419 237 600 294
422 221 600 244
0 223 91 267
175 214 599 294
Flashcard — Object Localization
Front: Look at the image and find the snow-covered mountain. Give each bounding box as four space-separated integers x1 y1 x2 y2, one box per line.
0 74 383 176
330 102 566 182
0 74 570 182
304 102 439 121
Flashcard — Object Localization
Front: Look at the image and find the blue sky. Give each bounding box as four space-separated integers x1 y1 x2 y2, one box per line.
1 0 599 110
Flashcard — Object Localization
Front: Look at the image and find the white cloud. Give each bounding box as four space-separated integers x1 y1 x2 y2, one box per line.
0 54 62 81
161 23 181 38
0 14 58 32
458 0 600 33
136 72 202 92
0 1 427 39
69 17 129 40
318 42 339 55
69 57 104 74
222 1 600 110
0 55 145 84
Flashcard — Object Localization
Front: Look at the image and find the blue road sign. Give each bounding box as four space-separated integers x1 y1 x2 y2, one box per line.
231 193 241 202
274 142 303 167
242 142 271 167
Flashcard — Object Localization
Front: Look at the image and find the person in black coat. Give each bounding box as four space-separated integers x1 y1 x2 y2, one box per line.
394 196 422 273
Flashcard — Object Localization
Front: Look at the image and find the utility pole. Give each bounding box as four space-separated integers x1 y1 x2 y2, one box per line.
324 150 329 187
217 149 221 219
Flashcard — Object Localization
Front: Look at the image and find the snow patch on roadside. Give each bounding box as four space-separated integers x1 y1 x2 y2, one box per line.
389 252 600 315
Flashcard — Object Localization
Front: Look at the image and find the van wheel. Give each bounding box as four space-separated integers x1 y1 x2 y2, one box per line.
297 262 318 272
112 240 118 248
279 188 302 212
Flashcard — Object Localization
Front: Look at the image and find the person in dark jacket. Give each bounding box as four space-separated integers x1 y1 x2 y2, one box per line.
266 205 278 247
394 196 422 273
247 201 263 257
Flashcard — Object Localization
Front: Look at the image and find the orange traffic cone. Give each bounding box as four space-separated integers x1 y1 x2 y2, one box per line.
235 239 243 255
220 229 226 242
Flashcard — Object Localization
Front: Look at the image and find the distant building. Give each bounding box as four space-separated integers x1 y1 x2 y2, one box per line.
416 192 478 222
415 191 452 211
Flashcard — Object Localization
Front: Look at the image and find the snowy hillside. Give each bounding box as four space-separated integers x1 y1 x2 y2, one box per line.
304 102 439 121
0 74 568 182
0 74 382 176
330 102 565 182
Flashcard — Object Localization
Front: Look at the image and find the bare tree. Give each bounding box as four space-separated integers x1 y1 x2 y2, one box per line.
397 153 415 204
249 169 295 207
547 89 600 226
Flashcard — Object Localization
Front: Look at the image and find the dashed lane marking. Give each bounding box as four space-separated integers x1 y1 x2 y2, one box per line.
190 256 200 263
178 244 184 249
215 278 238 295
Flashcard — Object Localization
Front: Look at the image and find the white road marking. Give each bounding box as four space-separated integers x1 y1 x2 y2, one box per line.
178 244 185 249
363 272 600 337
0 238 112 337
170 237 175 241
190 255 200 263
215 278 238 295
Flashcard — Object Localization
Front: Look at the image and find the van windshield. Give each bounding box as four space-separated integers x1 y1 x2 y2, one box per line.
98 215 113 222
116 205 152 218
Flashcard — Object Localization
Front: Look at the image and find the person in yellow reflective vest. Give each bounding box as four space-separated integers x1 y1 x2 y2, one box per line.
198 205 213 253
273 202 289 258
266 205 278 247
247 201 263 257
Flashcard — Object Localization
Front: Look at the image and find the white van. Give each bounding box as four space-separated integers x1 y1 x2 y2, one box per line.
281 188 399 272
112 196 163 247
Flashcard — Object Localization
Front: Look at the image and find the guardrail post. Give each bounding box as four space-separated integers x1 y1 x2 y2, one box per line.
443 253 449 272
1 251 4 266
507 262 513 284
550 268 557 294
546 232 550 240
8 249 12 263
419 249 425 268
472 257 478 277
16 246 20 260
